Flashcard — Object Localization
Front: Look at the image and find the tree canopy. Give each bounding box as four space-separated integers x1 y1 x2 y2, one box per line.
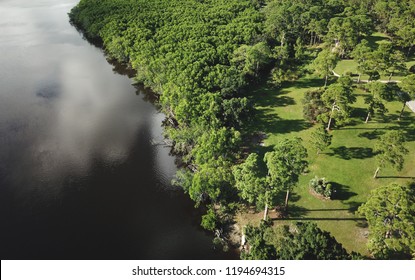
358 183 415 259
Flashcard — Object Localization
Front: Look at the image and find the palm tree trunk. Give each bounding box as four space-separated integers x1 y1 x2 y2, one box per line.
373 167 380 178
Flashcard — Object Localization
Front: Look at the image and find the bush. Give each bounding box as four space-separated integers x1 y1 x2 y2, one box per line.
309 176 332 198
201 207 217 231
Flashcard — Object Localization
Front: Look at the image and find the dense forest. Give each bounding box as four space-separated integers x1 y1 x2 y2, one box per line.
70 0 415 259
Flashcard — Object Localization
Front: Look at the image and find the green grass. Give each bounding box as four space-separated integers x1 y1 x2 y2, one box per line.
246 75 415 256
334 59 414 81
333 32 415 82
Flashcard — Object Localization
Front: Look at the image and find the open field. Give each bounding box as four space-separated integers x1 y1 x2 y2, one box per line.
242 75 415 255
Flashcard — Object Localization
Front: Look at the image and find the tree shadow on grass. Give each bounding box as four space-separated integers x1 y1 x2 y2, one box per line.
289 78 325 89
328 146 374 160
264 119 312 135
358 130 385 140
286 205 309 218
272 217 365 221
331 182 357 201
251 87 295 108
376 176 415 179
351 107 368 119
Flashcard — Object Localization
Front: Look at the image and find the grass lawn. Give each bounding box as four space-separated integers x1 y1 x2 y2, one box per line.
243 75 415 256
334 32 415 82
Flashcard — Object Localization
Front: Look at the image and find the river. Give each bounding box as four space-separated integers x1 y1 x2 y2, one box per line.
0 0 235 259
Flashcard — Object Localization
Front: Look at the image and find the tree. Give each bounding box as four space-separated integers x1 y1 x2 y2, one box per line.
395 26 415 57
374 42 406 81
241 223 277 260
373 131 408 178
275 222 351 260
364 82 388 123
398 74 415 119
232 42 271 78
302 88 328 123
351 39 372 83
264 138 308 209
310 126 332 155
201 207 217 231
312 49 338 87
358 183 415 259
232 153 272 220
321 76 356 130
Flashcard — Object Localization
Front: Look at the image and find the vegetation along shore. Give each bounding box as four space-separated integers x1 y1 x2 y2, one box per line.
69 0 415 259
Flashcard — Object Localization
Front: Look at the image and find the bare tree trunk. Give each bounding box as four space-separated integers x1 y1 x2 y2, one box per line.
388 73 393 82
357 73 361 83
263 203 268 221
324 75 328 87
326 116 333 131
373 167 380 178
326 102 335 131
398 102 406 120
365 111 371 123
284 189 290 209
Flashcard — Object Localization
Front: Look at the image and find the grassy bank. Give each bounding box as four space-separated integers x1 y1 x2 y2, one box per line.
241 75 415 255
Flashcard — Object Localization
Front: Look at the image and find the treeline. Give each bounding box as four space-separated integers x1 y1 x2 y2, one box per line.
70 0 415 259
70 0 269 209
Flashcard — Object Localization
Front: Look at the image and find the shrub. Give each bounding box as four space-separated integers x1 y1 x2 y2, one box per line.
309 176 332 198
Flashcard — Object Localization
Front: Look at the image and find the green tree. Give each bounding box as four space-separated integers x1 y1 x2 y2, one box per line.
310 126 333 155
276 222 351 260
232 153 272 220
241 223 277 260
364 82 388 123
264 138 308 210
312 49 339 87
321 76 356 130
201 207 217 231
358 183 415 259
232 42 271 78
302 88 328 123
373 41 406 81
350 39 373 83
398 74 415 119
373 131 408 178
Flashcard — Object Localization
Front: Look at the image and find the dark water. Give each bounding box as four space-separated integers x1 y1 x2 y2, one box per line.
0 0 235 260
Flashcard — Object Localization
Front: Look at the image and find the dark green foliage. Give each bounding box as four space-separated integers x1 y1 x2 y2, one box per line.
201 207 217 231
232 153 268 210
358 183 415 259
243 222 351 260
276 222 350 260
310 125 332 154
241 223 277 260
321 76 356 129
302 88 328 122
374 130 408 177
